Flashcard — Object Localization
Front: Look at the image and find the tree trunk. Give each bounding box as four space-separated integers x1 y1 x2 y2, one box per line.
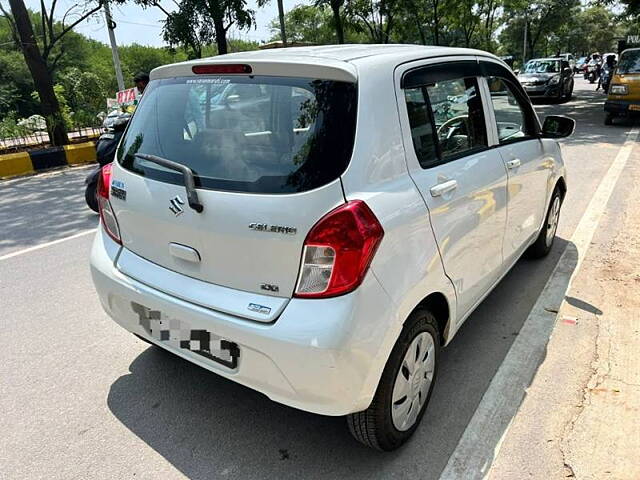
277 0 287 45
330 0 345 44
8 0 68 146
213 15 228 54
432 0 440 45
415 16 427 45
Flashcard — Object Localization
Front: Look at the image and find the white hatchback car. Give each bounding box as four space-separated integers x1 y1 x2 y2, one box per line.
90 45 574 451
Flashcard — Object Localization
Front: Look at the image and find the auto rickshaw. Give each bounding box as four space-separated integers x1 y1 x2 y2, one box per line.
604 47 640 125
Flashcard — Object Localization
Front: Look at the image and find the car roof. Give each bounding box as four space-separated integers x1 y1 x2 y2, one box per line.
151 44 500 83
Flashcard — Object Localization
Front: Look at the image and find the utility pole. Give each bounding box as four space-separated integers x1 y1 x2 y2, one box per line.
277 0 287 46
522 10 528 65
103 0 125 92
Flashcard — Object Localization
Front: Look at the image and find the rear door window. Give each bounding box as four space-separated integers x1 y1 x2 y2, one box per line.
119 76 358 194
404 77 488 167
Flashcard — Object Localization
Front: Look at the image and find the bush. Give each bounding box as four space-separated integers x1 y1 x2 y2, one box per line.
0 112 28 139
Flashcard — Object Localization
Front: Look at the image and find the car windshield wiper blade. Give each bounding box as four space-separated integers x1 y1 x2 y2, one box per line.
135 153 204 213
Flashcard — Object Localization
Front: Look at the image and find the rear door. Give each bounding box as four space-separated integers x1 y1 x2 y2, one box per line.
110 72 358 298
395 59 508 317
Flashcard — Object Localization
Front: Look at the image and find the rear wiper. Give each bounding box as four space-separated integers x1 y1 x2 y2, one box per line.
135 153 204 213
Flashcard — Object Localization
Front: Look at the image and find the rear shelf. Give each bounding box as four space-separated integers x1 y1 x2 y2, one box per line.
116 248 289 323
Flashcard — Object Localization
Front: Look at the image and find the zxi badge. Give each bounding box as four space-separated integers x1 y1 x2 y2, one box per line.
169 195 185 216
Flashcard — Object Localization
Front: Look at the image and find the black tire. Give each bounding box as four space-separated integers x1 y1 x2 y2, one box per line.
564 81 573 101
604 113 614 126
526 187 563 259
347 309 440 451
85 181 99 213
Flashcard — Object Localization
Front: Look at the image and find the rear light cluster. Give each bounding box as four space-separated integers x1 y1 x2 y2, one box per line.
294 201 384 298
97 164 122 244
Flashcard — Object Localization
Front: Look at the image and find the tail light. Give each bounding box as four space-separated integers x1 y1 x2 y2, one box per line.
97 163 122 244
294 200 384 298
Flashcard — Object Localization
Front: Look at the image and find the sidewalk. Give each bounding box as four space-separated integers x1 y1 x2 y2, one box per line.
487 145 640 478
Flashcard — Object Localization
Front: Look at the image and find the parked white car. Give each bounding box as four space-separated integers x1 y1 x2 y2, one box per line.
90 45 574 451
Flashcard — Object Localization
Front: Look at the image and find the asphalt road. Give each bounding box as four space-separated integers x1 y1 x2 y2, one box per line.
0 79 637 480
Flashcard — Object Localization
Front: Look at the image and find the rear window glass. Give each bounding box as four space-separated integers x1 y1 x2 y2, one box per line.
118 76 358 194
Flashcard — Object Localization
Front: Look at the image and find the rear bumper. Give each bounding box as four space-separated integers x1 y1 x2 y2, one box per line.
90 228 399 416
604 99 640 114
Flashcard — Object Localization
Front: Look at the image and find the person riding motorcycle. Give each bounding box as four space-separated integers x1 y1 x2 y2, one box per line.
598 55 617 92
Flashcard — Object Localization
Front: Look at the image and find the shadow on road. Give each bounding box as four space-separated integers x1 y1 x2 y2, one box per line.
0 166 98 256
533 80 638 148
107 238 575 480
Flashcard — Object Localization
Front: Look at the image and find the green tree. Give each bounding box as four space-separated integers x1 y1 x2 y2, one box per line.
269 4 334 43
126 0 254 55
0 0 103 145
259 0 287 44
269 4 366 44
345 0 402 43
500 0 580 61
119 43 187 81
315 0 346 43
162 0 214 58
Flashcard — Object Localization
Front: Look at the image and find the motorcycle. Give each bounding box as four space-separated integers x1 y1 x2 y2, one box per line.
85 113 130 212
600 64 614 93
585 60 600 83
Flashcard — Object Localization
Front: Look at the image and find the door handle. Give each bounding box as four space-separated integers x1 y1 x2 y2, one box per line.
506 159 521 169
430 179 458 197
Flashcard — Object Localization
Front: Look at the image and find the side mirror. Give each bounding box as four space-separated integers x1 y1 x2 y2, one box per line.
514 69 520 75
542 115 575 138
226 94 240 104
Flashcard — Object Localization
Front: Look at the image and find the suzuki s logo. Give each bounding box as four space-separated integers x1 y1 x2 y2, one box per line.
169 195 185 216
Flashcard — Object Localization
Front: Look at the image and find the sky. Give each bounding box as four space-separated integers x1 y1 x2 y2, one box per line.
24 0 304 47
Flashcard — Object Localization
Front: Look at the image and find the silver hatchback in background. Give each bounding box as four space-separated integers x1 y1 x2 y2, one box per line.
91 45 574 450
517 57 575 101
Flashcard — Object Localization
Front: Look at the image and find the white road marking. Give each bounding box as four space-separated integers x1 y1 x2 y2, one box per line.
0 228 96 262
439 126 640 480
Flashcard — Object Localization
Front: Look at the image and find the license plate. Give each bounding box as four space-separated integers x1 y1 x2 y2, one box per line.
629 104 640 111
131 302 240 369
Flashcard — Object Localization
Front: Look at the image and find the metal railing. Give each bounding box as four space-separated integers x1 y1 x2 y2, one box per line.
0 125 102 153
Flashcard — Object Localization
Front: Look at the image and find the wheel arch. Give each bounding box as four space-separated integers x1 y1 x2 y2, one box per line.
405 291 452 346
556 175 567 200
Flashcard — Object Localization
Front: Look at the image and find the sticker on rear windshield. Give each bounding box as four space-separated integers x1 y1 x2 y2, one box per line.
186 78 231 85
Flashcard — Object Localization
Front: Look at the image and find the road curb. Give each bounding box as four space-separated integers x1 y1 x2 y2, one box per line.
0 141 96 179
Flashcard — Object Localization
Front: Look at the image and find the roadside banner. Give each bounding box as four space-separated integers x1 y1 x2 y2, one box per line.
116 87 139 106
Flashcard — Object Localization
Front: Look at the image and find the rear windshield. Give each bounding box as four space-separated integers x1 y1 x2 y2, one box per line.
118 76 358 194
617 50 640 74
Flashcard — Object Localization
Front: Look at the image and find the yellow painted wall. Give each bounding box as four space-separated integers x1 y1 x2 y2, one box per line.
0 152 34 178
64 142 96 165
